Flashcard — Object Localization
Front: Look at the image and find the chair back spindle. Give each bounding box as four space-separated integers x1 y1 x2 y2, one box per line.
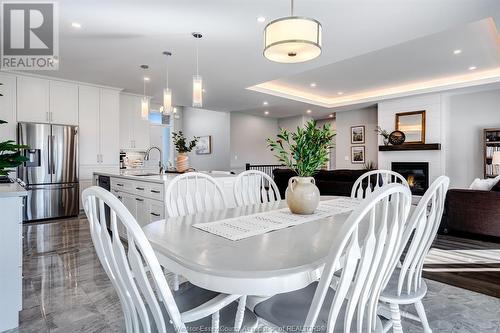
165 172 227 217
233 170 281 206
351 170 409 199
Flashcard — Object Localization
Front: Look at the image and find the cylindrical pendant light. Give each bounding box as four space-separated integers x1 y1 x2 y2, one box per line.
192 32 203 108
263 0 322 63
140 64 150 120
162 51 173 114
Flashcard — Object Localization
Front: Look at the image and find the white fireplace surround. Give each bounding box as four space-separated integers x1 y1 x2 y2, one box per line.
378 94 447 185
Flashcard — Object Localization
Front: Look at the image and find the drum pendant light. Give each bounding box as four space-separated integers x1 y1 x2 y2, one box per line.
162 51 173 114
192 32 203 108
263 0 322 63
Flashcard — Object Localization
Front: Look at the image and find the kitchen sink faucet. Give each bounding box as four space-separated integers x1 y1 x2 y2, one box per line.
144 146 164 174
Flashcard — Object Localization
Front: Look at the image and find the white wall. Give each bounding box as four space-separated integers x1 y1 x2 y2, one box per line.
335 107 378 170
316 118 337 169
445 89 500 188
230 113 278 172
378 94 446 184
181 107 231 171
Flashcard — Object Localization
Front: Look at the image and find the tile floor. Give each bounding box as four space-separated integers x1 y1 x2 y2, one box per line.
4 217 500 333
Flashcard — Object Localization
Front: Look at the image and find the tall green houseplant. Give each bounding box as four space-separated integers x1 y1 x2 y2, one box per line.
267 120 335 177
0 120 28 178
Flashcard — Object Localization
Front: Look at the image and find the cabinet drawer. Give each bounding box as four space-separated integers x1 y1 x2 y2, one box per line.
145 183 164 201
149 201 164 223
111 178 134 191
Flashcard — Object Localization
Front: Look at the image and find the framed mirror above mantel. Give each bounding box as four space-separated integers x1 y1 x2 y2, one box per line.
395 110 426 144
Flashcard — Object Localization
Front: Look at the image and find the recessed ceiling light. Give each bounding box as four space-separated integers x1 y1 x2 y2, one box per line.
310 83 317 88
306 109 312 114
264 111 269 115
257 16 266 23
337 91 344 95
329 114 334 118
453 49 462 55
143 77 150 81
263 101 268 106
71 22 81 29
468 66 477 71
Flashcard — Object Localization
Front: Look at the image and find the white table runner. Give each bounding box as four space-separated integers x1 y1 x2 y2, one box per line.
193 198 361 241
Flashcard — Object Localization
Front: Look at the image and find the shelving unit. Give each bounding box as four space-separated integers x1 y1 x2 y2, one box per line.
484 128 500 178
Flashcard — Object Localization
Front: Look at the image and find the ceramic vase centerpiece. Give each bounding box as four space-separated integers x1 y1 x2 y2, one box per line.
267 120 335 215
172 131 198 173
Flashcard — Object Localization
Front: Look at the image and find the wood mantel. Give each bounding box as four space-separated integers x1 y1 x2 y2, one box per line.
378 143 441 151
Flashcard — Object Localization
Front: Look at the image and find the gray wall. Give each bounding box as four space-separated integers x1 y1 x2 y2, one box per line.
181 107 231 171
445 89 500 188
316 118 337 169
277 115 313 131
335 107 378 170
230 113 278 172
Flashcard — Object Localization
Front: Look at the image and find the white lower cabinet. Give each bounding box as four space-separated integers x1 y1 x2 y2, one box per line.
109 177 165 238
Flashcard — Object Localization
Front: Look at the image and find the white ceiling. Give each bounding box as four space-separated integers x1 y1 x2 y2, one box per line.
28 0 500 118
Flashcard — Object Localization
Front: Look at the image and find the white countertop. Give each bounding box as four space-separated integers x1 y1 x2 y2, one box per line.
94 170 236 184
0 182 28 198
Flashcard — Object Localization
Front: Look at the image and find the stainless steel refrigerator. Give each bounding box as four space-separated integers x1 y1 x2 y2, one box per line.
17 123 79 221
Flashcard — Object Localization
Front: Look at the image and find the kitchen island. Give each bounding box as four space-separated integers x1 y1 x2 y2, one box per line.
92 171 237 231
0 182 27 332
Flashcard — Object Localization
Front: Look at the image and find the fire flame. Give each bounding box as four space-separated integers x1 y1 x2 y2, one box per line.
407 175 416 187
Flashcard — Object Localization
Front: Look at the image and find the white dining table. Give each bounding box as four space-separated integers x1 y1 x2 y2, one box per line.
142 197 353 296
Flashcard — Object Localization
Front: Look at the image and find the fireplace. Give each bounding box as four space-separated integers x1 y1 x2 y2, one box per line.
392 162 429 195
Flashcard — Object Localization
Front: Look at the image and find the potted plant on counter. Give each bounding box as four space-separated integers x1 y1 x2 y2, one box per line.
267 120 335 214
0 120 28 183
172 131 198 172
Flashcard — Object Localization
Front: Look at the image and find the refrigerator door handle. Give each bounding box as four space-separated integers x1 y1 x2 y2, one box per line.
51 135 56 174
47 135 52 175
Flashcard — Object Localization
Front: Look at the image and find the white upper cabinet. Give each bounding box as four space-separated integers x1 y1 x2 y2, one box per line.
49 80 78 125
78 85 100 165
119 93 150 150
17 76 78 125
79 85 120 168
0 74 17 142
17 76 50 123
100 89 120 165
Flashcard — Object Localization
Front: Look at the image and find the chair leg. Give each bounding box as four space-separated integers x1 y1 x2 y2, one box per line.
212 311 220 333
414 300 432 333
234 295 247 331
389 303 403 333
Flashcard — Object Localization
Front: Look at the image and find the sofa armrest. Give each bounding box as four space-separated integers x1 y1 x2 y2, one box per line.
442 189 500 238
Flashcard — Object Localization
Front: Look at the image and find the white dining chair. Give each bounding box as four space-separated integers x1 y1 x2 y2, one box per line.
82 186 258 333
165 172 227 218
253 183 412 333
351 170 409 199
233 170 281 207
378 176 450 333
164 172 247 330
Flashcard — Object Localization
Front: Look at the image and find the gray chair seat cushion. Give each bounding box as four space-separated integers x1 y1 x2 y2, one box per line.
148 283 258 333
254 282 384 333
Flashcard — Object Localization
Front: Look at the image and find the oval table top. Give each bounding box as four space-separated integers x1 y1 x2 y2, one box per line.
142 197 353 295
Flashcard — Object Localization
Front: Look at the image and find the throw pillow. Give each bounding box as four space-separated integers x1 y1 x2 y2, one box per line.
491 180 500 192
469 175 500 191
